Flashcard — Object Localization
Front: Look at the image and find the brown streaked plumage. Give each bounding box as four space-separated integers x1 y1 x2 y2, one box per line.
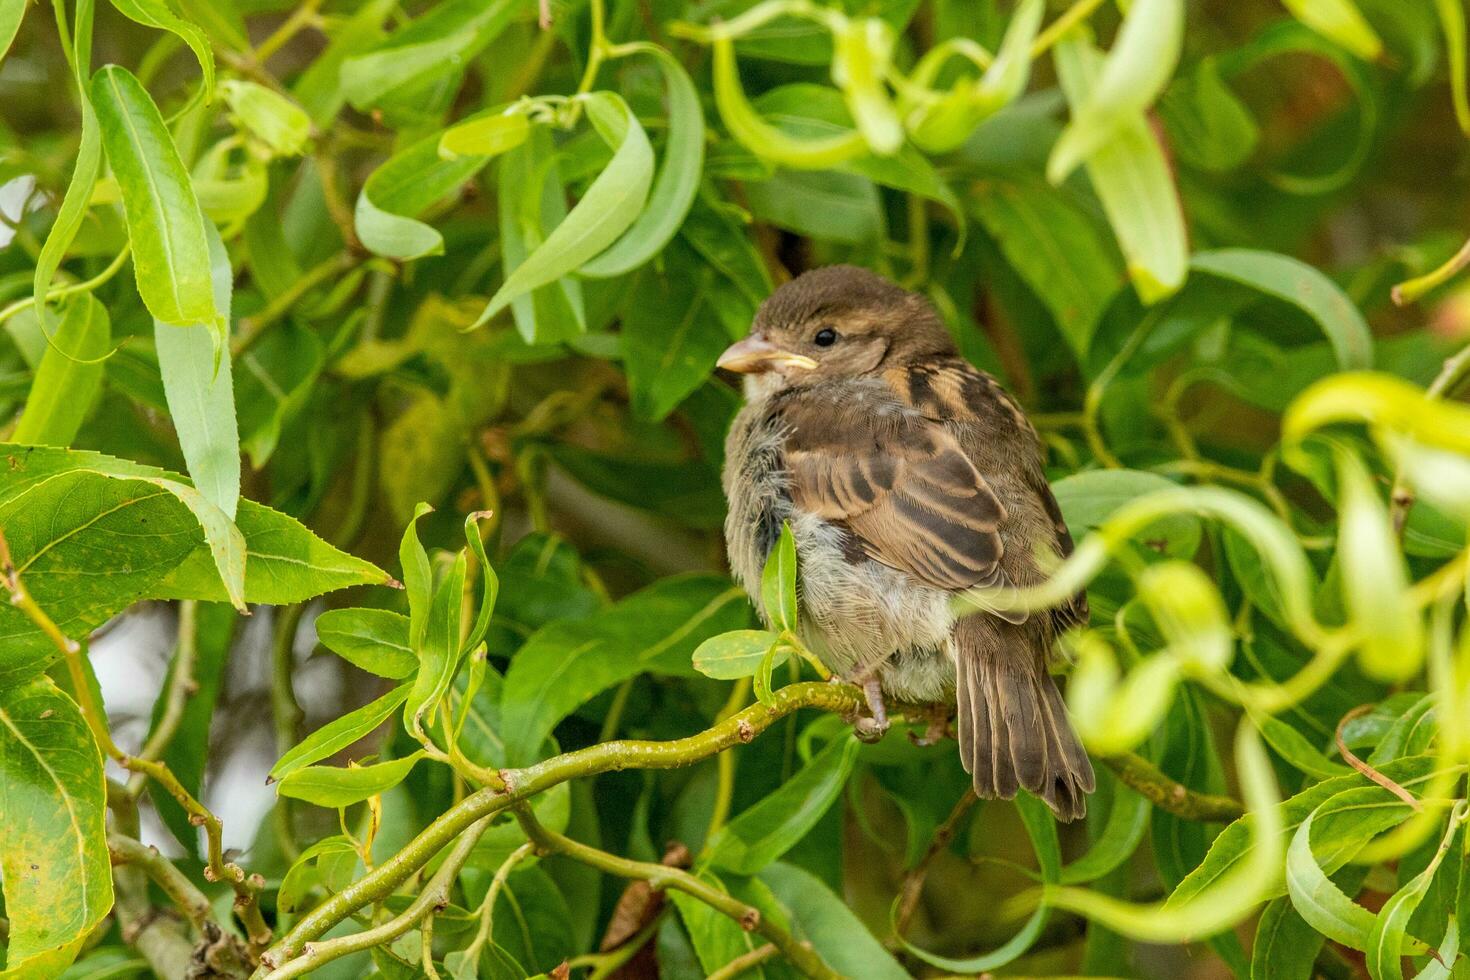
719 265 1094 820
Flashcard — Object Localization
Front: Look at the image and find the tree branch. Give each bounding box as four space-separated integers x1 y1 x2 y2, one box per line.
255 681 864 974
108 833 214 928
260 816 493 980
1100 752 1245 823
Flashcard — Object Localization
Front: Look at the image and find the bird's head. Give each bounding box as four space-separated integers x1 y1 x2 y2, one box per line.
717 266 956 395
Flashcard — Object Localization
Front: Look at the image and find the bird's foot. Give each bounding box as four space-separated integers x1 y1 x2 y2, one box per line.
853 675 889 743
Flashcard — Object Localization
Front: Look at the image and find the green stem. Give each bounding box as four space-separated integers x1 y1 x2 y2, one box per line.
707 943 780 980
254 682 865 974
127 601 199 796
231 251 359 357
260 816 492 980
1032 0 1110 56
0 245 131 328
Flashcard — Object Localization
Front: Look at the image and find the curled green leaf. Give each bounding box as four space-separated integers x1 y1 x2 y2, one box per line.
1047 0 1185 183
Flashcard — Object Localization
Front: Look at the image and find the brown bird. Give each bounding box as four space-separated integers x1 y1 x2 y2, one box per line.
719 265 1094 820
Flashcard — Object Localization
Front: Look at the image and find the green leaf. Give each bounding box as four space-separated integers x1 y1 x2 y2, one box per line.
355 128 494 261
970 174 1122 357
750 83 963 227
1437 0 1470 135
499 576 749 764
278 835 360 913
760 521 798 632
1191 249 1374 371
0 0 25 63
154 223 239 520
1366 806 1465 980
340 0 517 109
692 629 784 680
106 0 214 100
478 93 654 326
495 125 587 344
462 513 499 656
670 875 768 976
1251 708 1350 780
12 294 110 447
32 0 100 320
1050 469 1202 559
271 684 411 781
399 502 434 653
1335 450 1423 680
708 33 865 170
316 608 416 679
147 486 386 606
439 111 530 159
758 863 909 980
705 735 858 874
620 245 732 421
90 65 217 331
0 677 112 978
904 0 1042 154
1059 783 1151 884
745 168 882 244
276 751 423 808
1283 801 1379 950
405 549 468 738
220 80 310 156
1158 58 1259 171
580 44 706 278
1281 0 1384 61
1054 32 1187 305
1168 757 1442 911
1048 0 1185 182
289 0 396 125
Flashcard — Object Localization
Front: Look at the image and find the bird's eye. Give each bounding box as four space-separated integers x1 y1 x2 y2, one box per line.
813 327 838 347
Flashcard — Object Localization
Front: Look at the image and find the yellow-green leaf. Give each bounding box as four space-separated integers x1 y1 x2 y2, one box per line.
0 677 112 979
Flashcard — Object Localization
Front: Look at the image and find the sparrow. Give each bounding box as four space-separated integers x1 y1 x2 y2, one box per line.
718 265 1094 820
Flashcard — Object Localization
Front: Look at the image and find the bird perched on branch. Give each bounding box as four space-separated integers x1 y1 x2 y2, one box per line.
719 266 1094 820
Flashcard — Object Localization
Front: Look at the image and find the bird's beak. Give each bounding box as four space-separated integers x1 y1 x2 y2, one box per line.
717 334 818 374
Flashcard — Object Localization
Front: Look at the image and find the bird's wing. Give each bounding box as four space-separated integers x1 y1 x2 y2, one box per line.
778 386 1008 592
883 358 1089 632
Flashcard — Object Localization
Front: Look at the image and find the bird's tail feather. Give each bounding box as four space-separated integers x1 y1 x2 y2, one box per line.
956 623 1094 821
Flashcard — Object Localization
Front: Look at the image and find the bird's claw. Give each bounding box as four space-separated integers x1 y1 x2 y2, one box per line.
853 675 889 743
854 716 888 743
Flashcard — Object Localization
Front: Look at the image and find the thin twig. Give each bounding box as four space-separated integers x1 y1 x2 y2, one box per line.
231 251 360 357
127 601 200 795
0 531 273 954
892 789 978 941
1335 705 1422 812
0 245 131 328
707 943 780 980
108 833 214 928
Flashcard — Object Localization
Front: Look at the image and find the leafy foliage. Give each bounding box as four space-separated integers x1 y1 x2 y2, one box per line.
3 0 1470 978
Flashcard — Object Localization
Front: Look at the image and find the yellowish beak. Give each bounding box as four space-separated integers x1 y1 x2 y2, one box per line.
717 334 818 374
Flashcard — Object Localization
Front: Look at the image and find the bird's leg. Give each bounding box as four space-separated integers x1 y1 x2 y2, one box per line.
853 674 890 743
